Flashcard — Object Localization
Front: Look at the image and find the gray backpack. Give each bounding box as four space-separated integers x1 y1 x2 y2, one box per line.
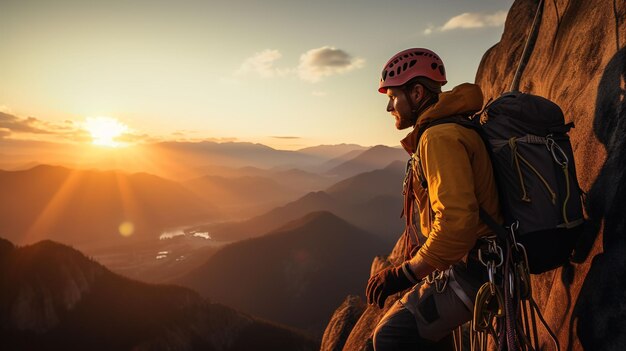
478 92 584 273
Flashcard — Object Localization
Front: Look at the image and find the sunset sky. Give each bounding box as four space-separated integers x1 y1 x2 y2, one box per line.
1 0 512 150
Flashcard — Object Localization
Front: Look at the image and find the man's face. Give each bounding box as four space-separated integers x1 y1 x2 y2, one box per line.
386 86 418 130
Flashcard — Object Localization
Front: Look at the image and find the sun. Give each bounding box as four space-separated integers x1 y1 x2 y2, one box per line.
84 116 129 147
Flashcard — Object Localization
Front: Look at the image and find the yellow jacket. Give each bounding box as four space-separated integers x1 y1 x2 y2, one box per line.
400 83 502 270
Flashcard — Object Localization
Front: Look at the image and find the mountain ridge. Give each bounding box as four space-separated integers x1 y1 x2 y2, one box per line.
176 211 387 338
0 237 319 350
325 145 406 178
198 160 405 243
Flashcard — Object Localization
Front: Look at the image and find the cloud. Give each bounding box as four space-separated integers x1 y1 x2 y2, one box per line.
442 11 507 30
0 112 55 134
235 46 364 83
202 137 238 143
298 46 365 82
116 132 155 143
235 49 291 78
424 10 507 35
0 112 93 143
270 136 301 140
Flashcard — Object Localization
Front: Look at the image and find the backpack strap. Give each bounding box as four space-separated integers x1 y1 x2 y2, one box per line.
478 207 509 244
415 115 477 143
401 114 491 259
414 114 478 190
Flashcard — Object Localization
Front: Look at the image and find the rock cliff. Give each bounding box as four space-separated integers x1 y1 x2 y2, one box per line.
321 0 626 350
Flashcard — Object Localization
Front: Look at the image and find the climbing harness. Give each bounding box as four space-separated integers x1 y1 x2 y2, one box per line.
425 270 448 293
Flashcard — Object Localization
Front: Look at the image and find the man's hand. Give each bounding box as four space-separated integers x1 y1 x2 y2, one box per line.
366 262 418 308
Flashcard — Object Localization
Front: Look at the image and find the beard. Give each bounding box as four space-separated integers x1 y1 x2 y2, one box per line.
394 113 416 130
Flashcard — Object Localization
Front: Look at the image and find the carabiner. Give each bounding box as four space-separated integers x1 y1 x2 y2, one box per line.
546 136 569 167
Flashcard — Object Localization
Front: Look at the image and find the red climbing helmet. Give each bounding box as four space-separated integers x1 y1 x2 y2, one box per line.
378 48 447 93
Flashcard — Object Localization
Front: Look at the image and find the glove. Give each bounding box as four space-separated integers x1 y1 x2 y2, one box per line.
366 262 418 308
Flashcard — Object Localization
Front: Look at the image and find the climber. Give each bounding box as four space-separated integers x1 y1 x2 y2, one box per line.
366 48 502 350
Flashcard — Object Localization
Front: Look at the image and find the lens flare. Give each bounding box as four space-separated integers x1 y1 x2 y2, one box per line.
118 221 134 237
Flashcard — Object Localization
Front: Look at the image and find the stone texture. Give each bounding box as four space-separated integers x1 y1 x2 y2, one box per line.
477 1 626 349
320 295 366 351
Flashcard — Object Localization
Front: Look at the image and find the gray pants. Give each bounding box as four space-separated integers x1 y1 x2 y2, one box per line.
373 263 482 351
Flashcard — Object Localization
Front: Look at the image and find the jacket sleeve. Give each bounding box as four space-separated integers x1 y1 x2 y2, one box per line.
416 124 481 270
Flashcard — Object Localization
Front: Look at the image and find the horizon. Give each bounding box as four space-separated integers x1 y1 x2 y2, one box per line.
1 0 512 151
0 137 404 178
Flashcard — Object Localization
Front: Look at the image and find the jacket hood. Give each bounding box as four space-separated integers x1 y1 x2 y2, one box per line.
400 83 484 154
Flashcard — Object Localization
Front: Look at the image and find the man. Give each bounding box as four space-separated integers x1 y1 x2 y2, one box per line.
366 48 502 350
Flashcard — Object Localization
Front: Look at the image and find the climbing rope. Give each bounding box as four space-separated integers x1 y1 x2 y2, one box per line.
466 228 561 351
509 0 545 92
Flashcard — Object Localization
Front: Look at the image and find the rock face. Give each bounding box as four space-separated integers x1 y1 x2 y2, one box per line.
335 238 406 351
320 295 366 351
321 0 626 350
478 1 626 350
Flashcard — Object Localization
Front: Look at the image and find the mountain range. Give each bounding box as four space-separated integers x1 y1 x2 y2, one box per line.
296 144 368 159
184 174 299 219
0 237 318 351
0 137 370 181
324 145 407 178
0 141 411 343
195 160 407 244
176 211 387 338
